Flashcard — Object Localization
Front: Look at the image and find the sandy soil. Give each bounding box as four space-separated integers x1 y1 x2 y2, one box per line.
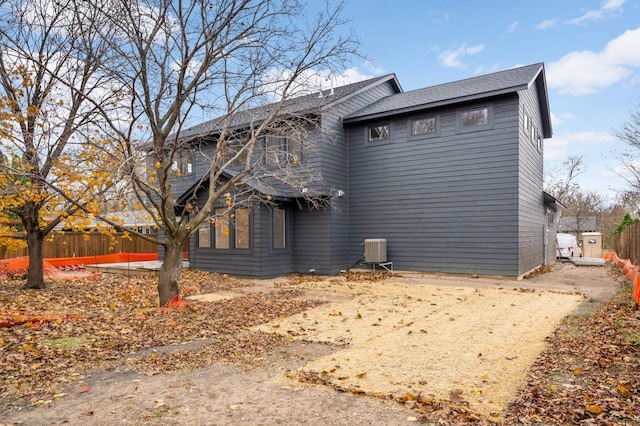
0 261 620 425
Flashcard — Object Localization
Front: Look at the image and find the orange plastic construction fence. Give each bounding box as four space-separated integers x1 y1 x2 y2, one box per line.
0 252 159 278
604 250 640 309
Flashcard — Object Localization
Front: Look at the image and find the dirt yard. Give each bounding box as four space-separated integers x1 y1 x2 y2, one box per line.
0 262 622 425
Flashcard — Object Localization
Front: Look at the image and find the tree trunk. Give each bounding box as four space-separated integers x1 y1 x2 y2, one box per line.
22 202 46 290
157 238 183 306
24 232 45 289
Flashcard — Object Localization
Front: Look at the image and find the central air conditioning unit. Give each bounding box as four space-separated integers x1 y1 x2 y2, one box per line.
364 238 387 263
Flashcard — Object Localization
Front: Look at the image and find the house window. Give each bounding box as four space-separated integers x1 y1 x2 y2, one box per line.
222 139 247 167
214 209 230 249
273 208 286 249
461 107 488 127
265 136 301 166
169 151 193 177
214 208 249 249
198 221 211 248
411 117 436 135
457 105 493 133
537 134 543 153
368 124 390 142
234 209 249 249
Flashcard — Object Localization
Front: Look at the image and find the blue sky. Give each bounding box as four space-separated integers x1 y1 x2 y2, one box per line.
332 0 640 203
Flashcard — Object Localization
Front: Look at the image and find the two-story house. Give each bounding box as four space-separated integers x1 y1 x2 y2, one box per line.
170 63 564 279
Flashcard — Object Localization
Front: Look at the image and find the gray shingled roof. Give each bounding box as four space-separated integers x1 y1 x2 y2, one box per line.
343 63 550 137
177 73 400 141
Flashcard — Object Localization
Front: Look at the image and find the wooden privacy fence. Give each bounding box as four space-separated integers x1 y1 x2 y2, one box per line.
0 232 158 260
611 222 640 265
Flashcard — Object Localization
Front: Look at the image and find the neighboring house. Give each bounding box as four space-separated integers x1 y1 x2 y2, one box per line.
170 63 558 279
559 216 597 236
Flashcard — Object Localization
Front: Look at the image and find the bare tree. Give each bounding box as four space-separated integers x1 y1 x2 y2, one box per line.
0 0 118 288
90 0 359 306
615 101 640 192
561 190 604 238
544 154 584 202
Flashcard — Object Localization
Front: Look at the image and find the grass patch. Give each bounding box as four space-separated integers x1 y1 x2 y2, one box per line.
42 336 88 350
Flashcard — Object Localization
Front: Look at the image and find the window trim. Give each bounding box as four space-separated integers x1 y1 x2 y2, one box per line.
367 123 391 144
456 104 493 134
409 115 440 139
213 207 251 250
264 135 302 166
222 138 248 168
169 151 194 177
272 207 287 250
197 221 211 248
537 133 543 153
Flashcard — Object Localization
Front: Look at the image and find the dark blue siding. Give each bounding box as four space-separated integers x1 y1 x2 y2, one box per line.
346 96 523 276
517 84 546 275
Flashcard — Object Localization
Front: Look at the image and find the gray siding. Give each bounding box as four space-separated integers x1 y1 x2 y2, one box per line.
173 67 550 279
517 85 546 275
290 80 400 275
346 95 522 276
189 199 296 278
169 142 217 201
292 206 333 274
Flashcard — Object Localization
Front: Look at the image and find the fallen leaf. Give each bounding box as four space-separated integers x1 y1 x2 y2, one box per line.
617 383 631 396
586 404 603 414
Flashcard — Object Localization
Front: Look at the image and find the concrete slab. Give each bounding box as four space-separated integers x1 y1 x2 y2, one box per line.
571 257 606 266
85 260 189 277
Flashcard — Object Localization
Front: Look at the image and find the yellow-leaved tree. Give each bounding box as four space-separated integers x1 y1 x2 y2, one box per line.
0 0 119 288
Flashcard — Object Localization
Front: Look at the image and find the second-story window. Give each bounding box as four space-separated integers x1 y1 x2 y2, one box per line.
411 117 437 136
461 107 488 127
222 139 248 167
369 124 390 142
169 151 193 177
457 105 493 133
265 136 301 166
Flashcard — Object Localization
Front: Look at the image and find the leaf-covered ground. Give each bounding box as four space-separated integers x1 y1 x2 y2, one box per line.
0 268 639 424
501 282 640 425
0 271 322 405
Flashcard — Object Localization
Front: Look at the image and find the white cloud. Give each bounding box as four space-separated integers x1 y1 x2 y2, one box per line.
568 0 626 25
473 63 501 76
550 112 575 127
438 43 485 68
544 131 617 161
259 64 382 101
544 135 570 161
507 21 518 33
567 131 617 144
536 19 557 30
547 27 640 95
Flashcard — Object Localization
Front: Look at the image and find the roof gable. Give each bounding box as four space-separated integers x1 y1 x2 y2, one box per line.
178 74 402 141
343 63 552 138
